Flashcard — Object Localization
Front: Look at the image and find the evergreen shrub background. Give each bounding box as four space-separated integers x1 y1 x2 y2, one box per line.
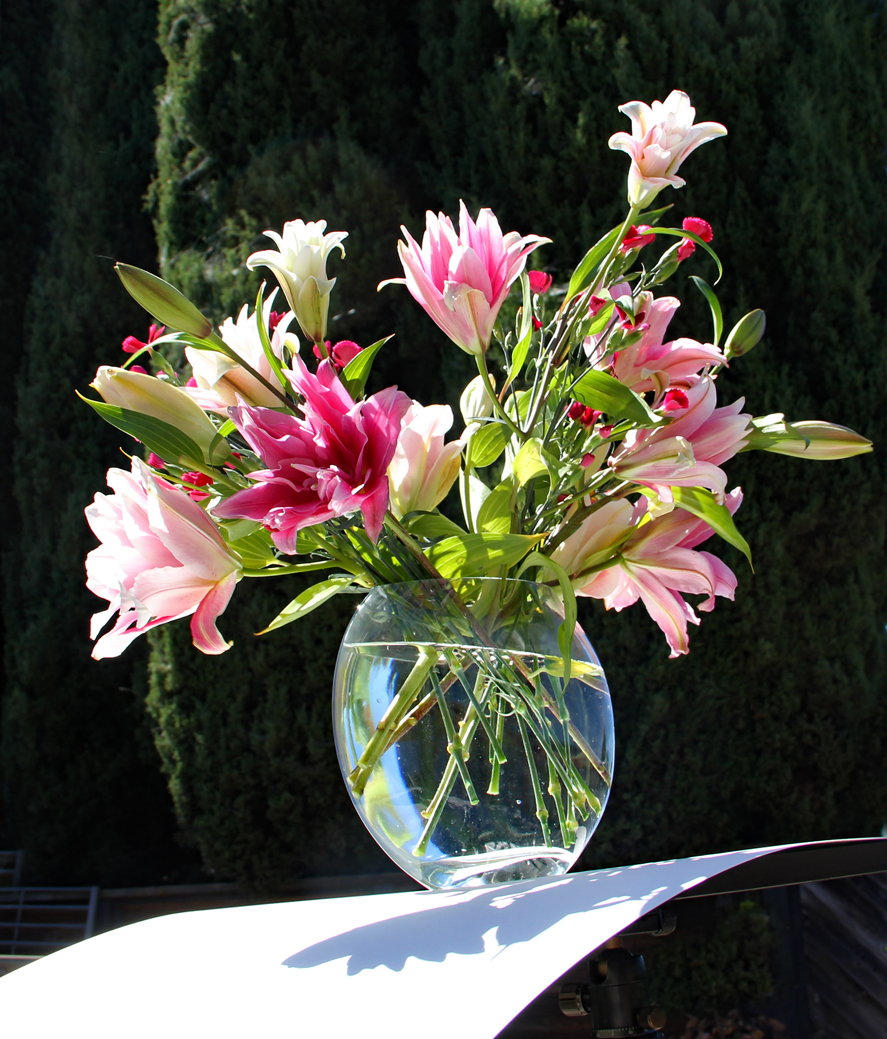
1 0 886 913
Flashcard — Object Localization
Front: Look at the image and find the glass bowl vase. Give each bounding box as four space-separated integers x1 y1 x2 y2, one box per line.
332 578 614 890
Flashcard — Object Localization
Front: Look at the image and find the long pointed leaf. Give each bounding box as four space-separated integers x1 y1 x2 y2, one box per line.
689 276 723 348
566 225 622 302
670 486 753 567
259 576 356 633
340 335 394 398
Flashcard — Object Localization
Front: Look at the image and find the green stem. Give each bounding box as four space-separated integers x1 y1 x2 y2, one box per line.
348 645 438 797
487 697 506 796
430 670 478 805
517 714 552 847
476 351 523 439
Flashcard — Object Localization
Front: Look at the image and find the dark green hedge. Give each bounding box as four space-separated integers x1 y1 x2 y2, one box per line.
0 0 192 885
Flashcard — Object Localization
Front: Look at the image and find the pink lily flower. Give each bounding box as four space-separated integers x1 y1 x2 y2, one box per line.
388 403 466 518
586 294 725 392
381 201 549 356
85 458 242 659
213 356 411 548
608 90 727 207
609 376 750 502
576 491 742 657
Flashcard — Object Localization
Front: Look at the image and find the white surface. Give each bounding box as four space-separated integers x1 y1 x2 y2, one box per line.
0 844 800 1037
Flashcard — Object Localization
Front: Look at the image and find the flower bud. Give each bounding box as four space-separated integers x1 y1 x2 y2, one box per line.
764 420 872 460
724 309 766 360
92 366 229 464
460 373 496 426
115 264 213 339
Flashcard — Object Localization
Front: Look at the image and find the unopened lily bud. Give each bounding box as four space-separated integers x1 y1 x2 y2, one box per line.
92 366 229 464
116 264 213 339
460 373 496 426
649 243 681 286
725 309 766 360
764 420 872 460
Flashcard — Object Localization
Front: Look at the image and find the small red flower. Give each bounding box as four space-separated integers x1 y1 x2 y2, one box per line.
620 225 656 253
528 270 553 295
122 323 165 355
532 316 543 331
182 472 214 487
147 453 166 469
588 295 608 317
268 311 286 332
662 388 690 412
129 365 148 375
677 217 713 263
312 340 363 371
567 401 601 428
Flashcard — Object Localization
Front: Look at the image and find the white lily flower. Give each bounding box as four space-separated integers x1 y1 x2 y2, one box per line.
246 219 348 345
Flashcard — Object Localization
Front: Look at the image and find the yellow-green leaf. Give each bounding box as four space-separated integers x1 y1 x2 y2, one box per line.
425 532 544 579
259 576 356 633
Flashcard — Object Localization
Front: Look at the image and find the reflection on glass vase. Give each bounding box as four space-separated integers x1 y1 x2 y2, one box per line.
333 578 615 890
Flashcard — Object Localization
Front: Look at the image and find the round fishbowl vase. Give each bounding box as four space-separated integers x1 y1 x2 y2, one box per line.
333 579 615 890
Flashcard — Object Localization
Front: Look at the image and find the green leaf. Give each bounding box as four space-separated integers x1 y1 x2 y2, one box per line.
512 438 550 486
216 418 237 437
259 576 356 633
254 284 287 388
425 532 544 579
517 551 578 683
340 335 393 398
584 302 615 337
571 369 665 426
689 276 723 348
475 481 514 534
646 228 723 282
80 395 205 465
468 422 510 468
222 519 263 540
404 512 469 539
566 225 621 302
227 529 280 569
670 486 753 567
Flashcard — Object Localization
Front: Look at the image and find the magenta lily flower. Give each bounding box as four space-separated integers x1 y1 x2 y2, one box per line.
85 458 242 659
381 201 549 355
213 356 411 549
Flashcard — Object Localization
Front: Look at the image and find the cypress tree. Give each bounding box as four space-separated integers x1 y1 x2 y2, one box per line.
0 0 191 885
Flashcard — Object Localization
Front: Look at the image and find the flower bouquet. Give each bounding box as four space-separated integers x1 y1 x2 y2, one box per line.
83 91 871 887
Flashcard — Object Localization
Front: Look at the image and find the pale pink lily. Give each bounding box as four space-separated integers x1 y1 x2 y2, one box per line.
577 491 742 657
185 290 295 413
85 458 242 659
213 356 411 548
388 403 465 518
381 201 549 355
609 376 750 502
549 499 637 585
608 90 727 207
